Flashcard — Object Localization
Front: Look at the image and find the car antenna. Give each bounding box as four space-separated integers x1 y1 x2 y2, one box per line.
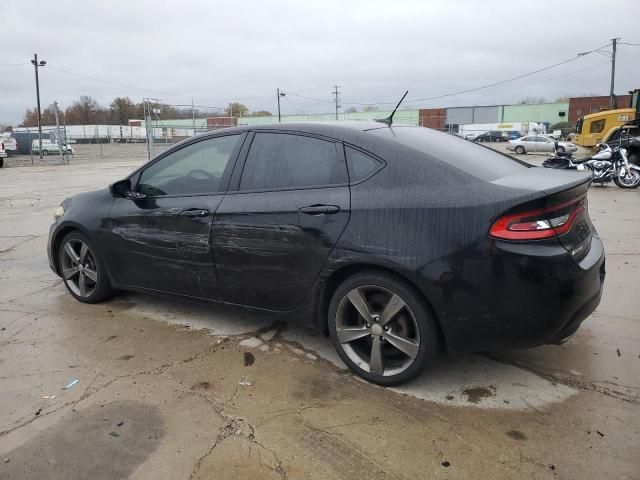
374 90 409 126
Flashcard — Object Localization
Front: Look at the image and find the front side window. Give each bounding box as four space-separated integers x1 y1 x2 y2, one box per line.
239 133 345 190
589 119 606 134
138 135 241 196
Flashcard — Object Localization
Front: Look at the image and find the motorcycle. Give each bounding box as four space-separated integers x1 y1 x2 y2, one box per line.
543 140 640 189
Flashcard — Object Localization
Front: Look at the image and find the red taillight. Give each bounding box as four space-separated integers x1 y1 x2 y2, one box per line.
490 196 586 240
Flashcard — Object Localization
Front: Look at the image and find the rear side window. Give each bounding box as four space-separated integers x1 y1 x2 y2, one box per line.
345 146 380 182
240 133 346 190
370 126 527 181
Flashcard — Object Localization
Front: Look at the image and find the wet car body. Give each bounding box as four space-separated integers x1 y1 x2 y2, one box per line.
48 122 605 357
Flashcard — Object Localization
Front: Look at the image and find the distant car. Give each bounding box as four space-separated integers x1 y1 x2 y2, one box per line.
0 141 7 168
464 133 479 141
475 131 505 142
507 135 577 154
505 131 522 140
31 139 74 155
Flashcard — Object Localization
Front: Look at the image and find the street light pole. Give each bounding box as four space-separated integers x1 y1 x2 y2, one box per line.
30 53 46 159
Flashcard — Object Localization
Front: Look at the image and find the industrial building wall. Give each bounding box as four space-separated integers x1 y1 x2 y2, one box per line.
419 108 446 130
472 106 501 124
446 107 473 125
568 95 632 124
502 102 568 126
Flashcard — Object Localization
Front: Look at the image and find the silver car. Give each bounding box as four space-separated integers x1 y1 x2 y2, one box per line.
507 135 577 154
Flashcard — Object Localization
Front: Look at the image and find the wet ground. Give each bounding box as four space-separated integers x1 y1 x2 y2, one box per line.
1 146 639 479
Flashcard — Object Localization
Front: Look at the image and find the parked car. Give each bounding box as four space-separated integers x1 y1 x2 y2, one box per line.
505 131 522 140
474 131 506 142
48 122 605 385
0 135 17 155
31 139 74 155
0 142 7 168
507 135 577 154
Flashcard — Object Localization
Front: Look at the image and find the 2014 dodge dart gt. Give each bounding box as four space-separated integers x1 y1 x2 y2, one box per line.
48 122 605 385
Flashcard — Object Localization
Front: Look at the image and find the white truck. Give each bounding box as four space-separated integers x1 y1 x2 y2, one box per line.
459 122 544 140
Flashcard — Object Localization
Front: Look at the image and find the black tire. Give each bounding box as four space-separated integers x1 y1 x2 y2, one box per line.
58 231 113 303
328 271 439 386
42 150 49 156
556 146 565 153
515 145 526 154
0 158 4 168
613 169 640 189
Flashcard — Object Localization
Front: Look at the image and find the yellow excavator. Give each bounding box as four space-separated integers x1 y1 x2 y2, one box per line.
574 88 640 147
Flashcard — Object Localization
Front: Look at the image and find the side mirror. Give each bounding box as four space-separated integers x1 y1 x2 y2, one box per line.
109 179 146 200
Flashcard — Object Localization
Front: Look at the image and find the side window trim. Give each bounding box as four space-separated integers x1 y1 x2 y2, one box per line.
343 143 386 185
231 131 348 193
134 133 246 198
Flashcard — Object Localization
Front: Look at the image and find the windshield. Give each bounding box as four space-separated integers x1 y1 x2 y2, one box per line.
369 126 527 181
576 118 583 134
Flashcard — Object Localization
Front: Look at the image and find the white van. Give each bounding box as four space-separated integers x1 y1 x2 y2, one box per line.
31 139 74 155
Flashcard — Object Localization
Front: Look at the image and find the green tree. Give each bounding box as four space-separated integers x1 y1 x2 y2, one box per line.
224 102 249 117
110 97 136 124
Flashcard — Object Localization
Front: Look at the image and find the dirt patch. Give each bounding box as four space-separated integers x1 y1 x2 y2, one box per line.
462 385 496 404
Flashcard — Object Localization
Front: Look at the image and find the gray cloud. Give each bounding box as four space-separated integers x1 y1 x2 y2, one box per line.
2 0 639 123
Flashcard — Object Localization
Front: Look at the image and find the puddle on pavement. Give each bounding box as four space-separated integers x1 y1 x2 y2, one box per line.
115 293 577 411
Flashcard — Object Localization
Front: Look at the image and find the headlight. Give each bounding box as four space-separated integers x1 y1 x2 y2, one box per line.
53 205 65 221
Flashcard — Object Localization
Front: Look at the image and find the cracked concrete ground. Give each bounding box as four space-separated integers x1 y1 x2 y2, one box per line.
0 145 639 479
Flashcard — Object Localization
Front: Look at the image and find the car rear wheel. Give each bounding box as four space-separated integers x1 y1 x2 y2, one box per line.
58 231 113 303
328 271 439 386
515 146 525 154
42 150 49 156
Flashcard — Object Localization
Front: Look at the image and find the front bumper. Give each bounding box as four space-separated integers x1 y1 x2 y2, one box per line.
47 222 61 276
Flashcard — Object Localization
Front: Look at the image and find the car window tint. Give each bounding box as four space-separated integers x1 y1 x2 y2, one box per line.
138 135 241 196
240 133 345 190
345 146 380 182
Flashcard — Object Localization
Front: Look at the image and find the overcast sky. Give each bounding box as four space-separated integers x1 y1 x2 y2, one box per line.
2 0 639 124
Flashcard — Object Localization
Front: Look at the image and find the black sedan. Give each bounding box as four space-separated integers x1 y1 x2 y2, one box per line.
48 122 605 385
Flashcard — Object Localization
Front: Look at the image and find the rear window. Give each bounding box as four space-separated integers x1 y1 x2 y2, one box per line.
369 126 527 181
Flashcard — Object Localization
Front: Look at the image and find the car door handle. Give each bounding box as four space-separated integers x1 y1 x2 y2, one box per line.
180 208 210 218
299 204 341 215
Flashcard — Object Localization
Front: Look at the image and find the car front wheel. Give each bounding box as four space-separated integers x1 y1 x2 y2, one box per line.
58 231 113 303
515 145 526 154
328 271 439 386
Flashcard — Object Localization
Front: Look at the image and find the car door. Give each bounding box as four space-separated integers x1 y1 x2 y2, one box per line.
212 131 350 311
535 136 554 152
105 133 245 299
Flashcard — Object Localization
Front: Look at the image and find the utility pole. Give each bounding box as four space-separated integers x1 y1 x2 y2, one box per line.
277 88 286 123
332 85 341 120
30 54 46 159
609 38 620 110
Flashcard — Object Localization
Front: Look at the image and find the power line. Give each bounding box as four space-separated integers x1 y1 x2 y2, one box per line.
619 42 640 46
288 42 613 107
46 66 244 105
0 63 28 67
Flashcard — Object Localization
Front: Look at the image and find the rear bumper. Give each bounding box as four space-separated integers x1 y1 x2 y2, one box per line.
418 234 605 353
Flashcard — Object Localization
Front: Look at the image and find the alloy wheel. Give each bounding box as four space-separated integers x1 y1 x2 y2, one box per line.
335 285 420 377
60 239 98 298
